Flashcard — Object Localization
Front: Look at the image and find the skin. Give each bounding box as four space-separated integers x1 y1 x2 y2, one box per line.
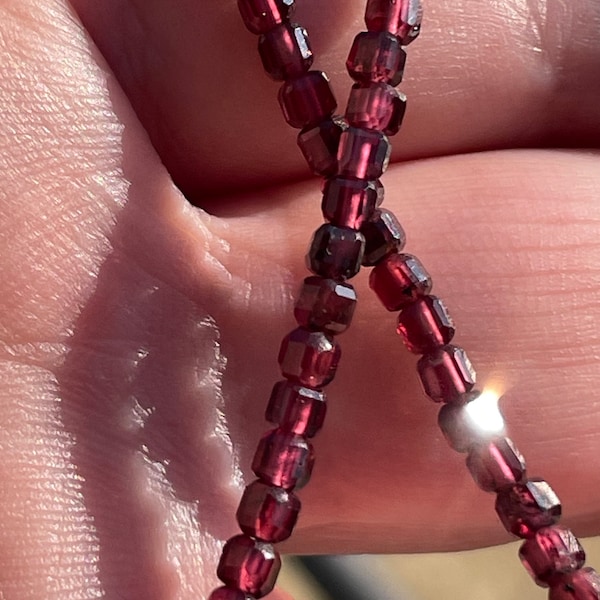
0 0 599 598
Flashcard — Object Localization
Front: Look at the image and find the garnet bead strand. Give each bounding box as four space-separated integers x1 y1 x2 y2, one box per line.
347 31 407 86
549 568 600 599
298 116 347 176
365 0 423 45
307 224 365 281
209 587 255 600
361 208 406 266
237 0 295 35
321 177 380 229
337 127 392 180
258 23 313 80
346 83 407 135
466 437 526 492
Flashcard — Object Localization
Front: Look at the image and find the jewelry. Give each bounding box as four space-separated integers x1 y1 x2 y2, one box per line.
209 2 600 599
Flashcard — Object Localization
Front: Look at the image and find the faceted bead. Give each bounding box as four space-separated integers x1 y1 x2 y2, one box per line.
279 71 337 128
369 253 431 310
236 480 301 543
347 31 407 86
495 480 562 538
361 208 407 266
322 178 380 229
298 116 347 176
278 327 340 387
252 429 315 489
266 380 327 437
337 127 392 180
549 568 600 600
209 586 254 600
417 345 476 403
258 23 312 81
346 83 407 135
397 295 455 354
307 224 365 281
365 0 423 45
466 437 526 492
520 527 586 587
294 276 357 334
237 0 295 34
217 534 281 598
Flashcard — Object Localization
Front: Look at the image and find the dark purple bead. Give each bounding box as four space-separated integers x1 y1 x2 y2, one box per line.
495 480 562 538
322 178 380 229
298 117 347 176
337 127 391 180
369 252 432 310
278 327 341 387
365 0 423 44
549 568 600 600
236 480 301 543
466 437 526 492
237 0 295 34
258 23 312 81
294 276 357 334
279 71 337 128
307 224 365 281
397 295 455 354
217 535 281 597
520 526 586 587
252 429 314 489
208 587 254 600
266 380 326 437
347 31 406 86
346 83 407 135
361 208 406 266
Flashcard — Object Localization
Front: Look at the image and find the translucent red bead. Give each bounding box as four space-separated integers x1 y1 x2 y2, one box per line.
322 177 380 229
365 0 423 45
466 437 526 492
495 480 562 538
346 83 407 135
361 208 406 266
298 117 347 176
519 526 585 587
266 380 327 436
397 295 455 353
347 31 406 86
549 568 600 600
209 586 254 600
259 23 312 80
279 71 337 128
252 429 314 489
236 480 301 543
337 127 392 180
237 0 295 34
307 224 365 281
217 535 281 598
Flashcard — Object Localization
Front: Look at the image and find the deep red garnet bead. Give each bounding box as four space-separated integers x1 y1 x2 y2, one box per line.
278 327 340 387
549 568 600 600
252 429 314 489
209 586 254 600
237 0 295 34
307 224 365 281
337 128 392 180
217 534 281 597
322 177 380 229
466 437 526 492
266 380 326 437
236 480 301 543
365 0 423 45
258 23 313 80
495 479 562 538
294 276 357 334
361 208 406 266
369 252 431 310
519 526 586 587
346 83 407 135
397 295 455 353
347 31 407 86
298 117 347 176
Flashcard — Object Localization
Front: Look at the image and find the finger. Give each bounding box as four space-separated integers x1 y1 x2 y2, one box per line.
69 0 600 198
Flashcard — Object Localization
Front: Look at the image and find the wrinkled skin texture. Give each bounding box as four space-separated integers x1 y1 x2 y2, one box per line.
0 0 600 598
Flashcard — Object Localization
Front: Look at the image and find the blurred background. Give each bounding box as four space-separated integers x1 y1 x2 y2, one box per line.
279 537 600 599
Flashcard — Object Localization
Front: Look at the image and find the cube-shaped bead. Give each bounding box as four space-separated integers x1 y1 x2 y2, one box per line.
278 327 340 388
279 71 337 128
346 83 407 135
322 177 380 229
495 480 562 538
337 127 391 179
519 526 586 587
418 345 476 403
294 276 357 334
258 23 312 81
466 437 526 492
236 480 301 543
365 0 423 45
238 0 295 34
361 208 406 266
266 380 327 437
298 117 347 176
347 31 407 86
307 224 365 281
209 586 254 600
549 567 600 600
217 534 281 598
397 295 455 353
252 429 315 489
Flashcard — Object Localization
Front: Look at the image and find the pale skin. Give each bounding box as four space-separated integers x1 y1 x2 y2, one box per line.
0 0 599 598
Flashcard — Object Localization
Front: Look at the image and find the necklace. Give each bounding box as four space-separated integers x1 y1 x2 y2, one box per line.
208 2 600 599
